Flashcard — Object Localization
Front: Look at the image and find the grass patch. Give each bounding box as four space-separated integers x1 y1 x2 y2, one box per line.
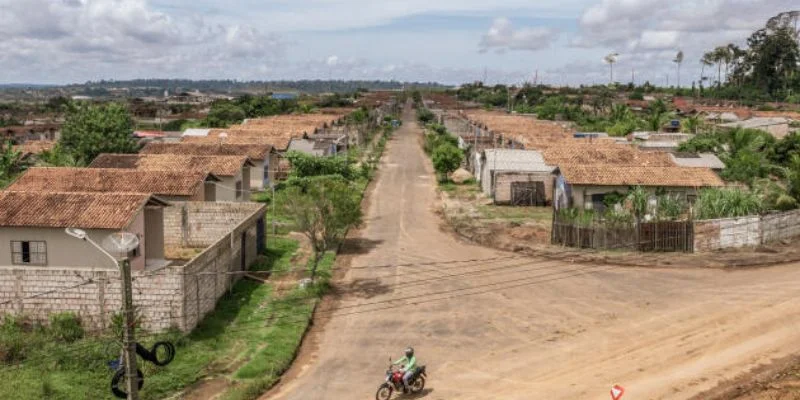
0 237 317 400
476 205 553 223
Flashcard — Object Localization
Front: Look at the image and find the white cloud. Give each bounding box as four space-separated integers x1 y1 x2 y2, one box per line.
479 17 557 53
0 0 287 83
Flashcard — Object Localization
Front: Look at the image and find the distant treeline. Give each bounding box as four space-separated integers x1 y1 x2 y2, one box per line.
59 79 449 94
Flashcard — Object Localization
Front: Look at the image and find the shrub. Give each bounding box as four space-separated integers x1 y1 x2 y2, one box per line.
285 151 355 180
694 188 763 219
49 312 84 343
431 144 463 181
416 109 435 124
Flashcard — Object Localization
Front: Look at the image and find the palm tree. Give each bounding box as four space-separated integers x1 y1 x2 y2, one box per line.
604 53 619 83
673 50 684 88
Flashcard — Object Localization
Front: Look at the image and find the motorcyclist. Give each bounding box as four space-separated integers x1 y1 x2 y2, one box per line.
393 347 417 393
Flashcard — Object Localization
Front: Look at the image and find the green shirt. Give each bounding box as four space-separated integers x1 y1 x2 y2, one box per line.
393 355 417 371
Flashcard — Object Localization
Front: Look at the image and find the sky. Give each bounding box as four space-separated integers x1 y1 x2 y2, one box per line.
0 0 796 86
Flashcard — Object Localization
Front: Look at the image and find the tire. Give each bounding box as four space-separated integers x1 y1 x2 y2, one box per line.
111 368 144 399
151 341 175 366
410 375 425 393
375 383 393 400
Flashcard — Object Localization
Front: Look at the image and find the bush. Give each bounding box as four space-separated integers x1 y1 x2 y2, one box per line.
417 109 435 124
285 151 355 180
431 143 463 181
49 312 84 343
694 188 763 219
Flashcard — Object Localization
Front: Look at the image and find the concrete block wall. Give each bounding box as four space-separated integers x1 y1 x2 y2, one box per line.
762 210 800 244
164 202 264 247
694 210 800 252
0 202 266 333
0 267 182 331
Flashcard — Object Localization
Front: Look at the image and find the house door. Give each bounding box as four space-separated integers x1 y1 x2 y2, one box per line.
511 182 545 206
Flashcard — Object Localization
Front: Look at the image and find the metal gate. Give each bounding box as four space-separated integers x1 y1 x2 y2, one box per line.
511 181 546 206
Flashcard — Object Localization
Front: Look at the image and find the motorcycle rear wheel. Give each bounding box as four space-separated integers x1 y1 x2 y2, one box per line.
410 375 425 393
375 383 393 400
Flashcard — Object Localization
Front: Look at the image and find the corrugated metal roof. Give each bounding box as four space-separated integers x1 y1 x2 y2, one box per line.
670 153 726 169
483 149 555 173
182 128 211 137
719 117 788 129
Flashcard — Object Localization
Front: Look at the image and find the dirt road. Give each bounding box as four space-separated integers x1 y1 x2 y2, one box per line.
266 106 800 400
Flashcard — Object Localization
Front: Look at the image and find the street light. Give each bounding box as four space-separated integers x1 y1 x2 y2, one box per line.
65 228 141 400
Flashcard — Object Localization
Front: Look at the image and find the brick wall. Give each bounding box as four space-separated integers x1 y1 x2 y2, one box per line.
0 202 266 333
693 209 800 252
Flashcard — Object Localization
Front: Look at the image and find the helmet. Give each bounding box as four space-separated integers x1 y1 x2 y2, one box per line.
404 347 414 358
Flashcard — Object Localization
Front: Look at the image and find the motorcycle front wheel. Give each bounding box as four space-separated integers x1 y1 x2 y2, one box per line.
375 383 393 400
410 375 425 393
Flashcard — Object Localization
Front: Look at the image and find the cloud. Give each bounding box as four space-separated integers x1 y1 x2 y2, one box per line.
479 17 557 53
0 0 287 83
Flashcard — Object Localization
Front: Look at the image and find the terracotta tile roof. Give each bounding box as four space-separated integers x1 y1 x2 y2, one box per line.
0 191 161 229
141 142 272 161
540 144 675 167
89 154 252 177
182 133 294 150
559 165 724 187
462 110 574 147
8 167 215 197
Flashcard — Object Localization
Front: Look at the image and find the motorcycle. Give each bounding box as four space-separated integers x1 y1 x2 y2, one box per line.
375 357 427 400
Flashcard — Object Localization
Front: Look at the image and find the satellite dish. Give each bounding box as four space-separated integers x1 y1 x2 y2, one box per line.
102 231 140 254
65 227 87 240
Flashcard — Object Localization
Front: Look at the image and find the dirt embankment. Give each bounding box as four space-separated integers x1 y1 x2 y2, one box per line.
440 191 800 269
690 354 800 400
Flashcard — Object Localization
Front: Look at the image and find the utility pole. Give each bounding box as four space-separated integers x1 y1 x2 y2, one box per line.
120 258 140 400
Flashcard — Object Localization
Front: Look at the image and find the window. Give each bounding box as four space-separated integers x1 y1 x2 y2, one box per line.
235 181 243 199
11 241 47 266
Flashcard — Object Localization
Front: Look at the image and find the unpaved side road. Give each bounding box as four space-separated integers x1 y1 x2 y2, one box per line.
265 106 800 400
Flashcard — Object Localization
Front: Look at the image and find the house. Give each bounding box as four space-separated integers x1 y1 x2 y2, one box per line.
0 191 168 271
7 168 221 202
554 164 724 211
669 153 725 172
89 154 254 202
141 142 277 190
479 149 556 206
287 133 348 157
719 117 790 139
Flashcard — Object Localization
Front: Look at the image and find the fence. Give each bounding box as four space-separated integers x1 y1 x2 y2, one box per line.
694 209 800 252
552 209 800 253
551 217 694 252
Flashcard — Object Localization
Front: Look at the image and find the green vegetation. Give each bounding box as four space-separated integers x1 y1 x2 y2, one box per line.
431 144 463 181
694 188 764 219
284 151 356 180
59 102 138 165
280 178 363 278
0 237 336 400
0 141 26 188
416 108 435 124
678 129 799 208
699 11 800 101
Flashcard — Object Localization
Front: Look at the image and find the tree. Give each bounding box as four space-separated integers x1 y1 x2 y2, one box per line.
60 102 137 165
673 50 684 88
431 143 463 181
281 178 362 279
0 141 26 187
205 102 246 127
36 144 81 167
